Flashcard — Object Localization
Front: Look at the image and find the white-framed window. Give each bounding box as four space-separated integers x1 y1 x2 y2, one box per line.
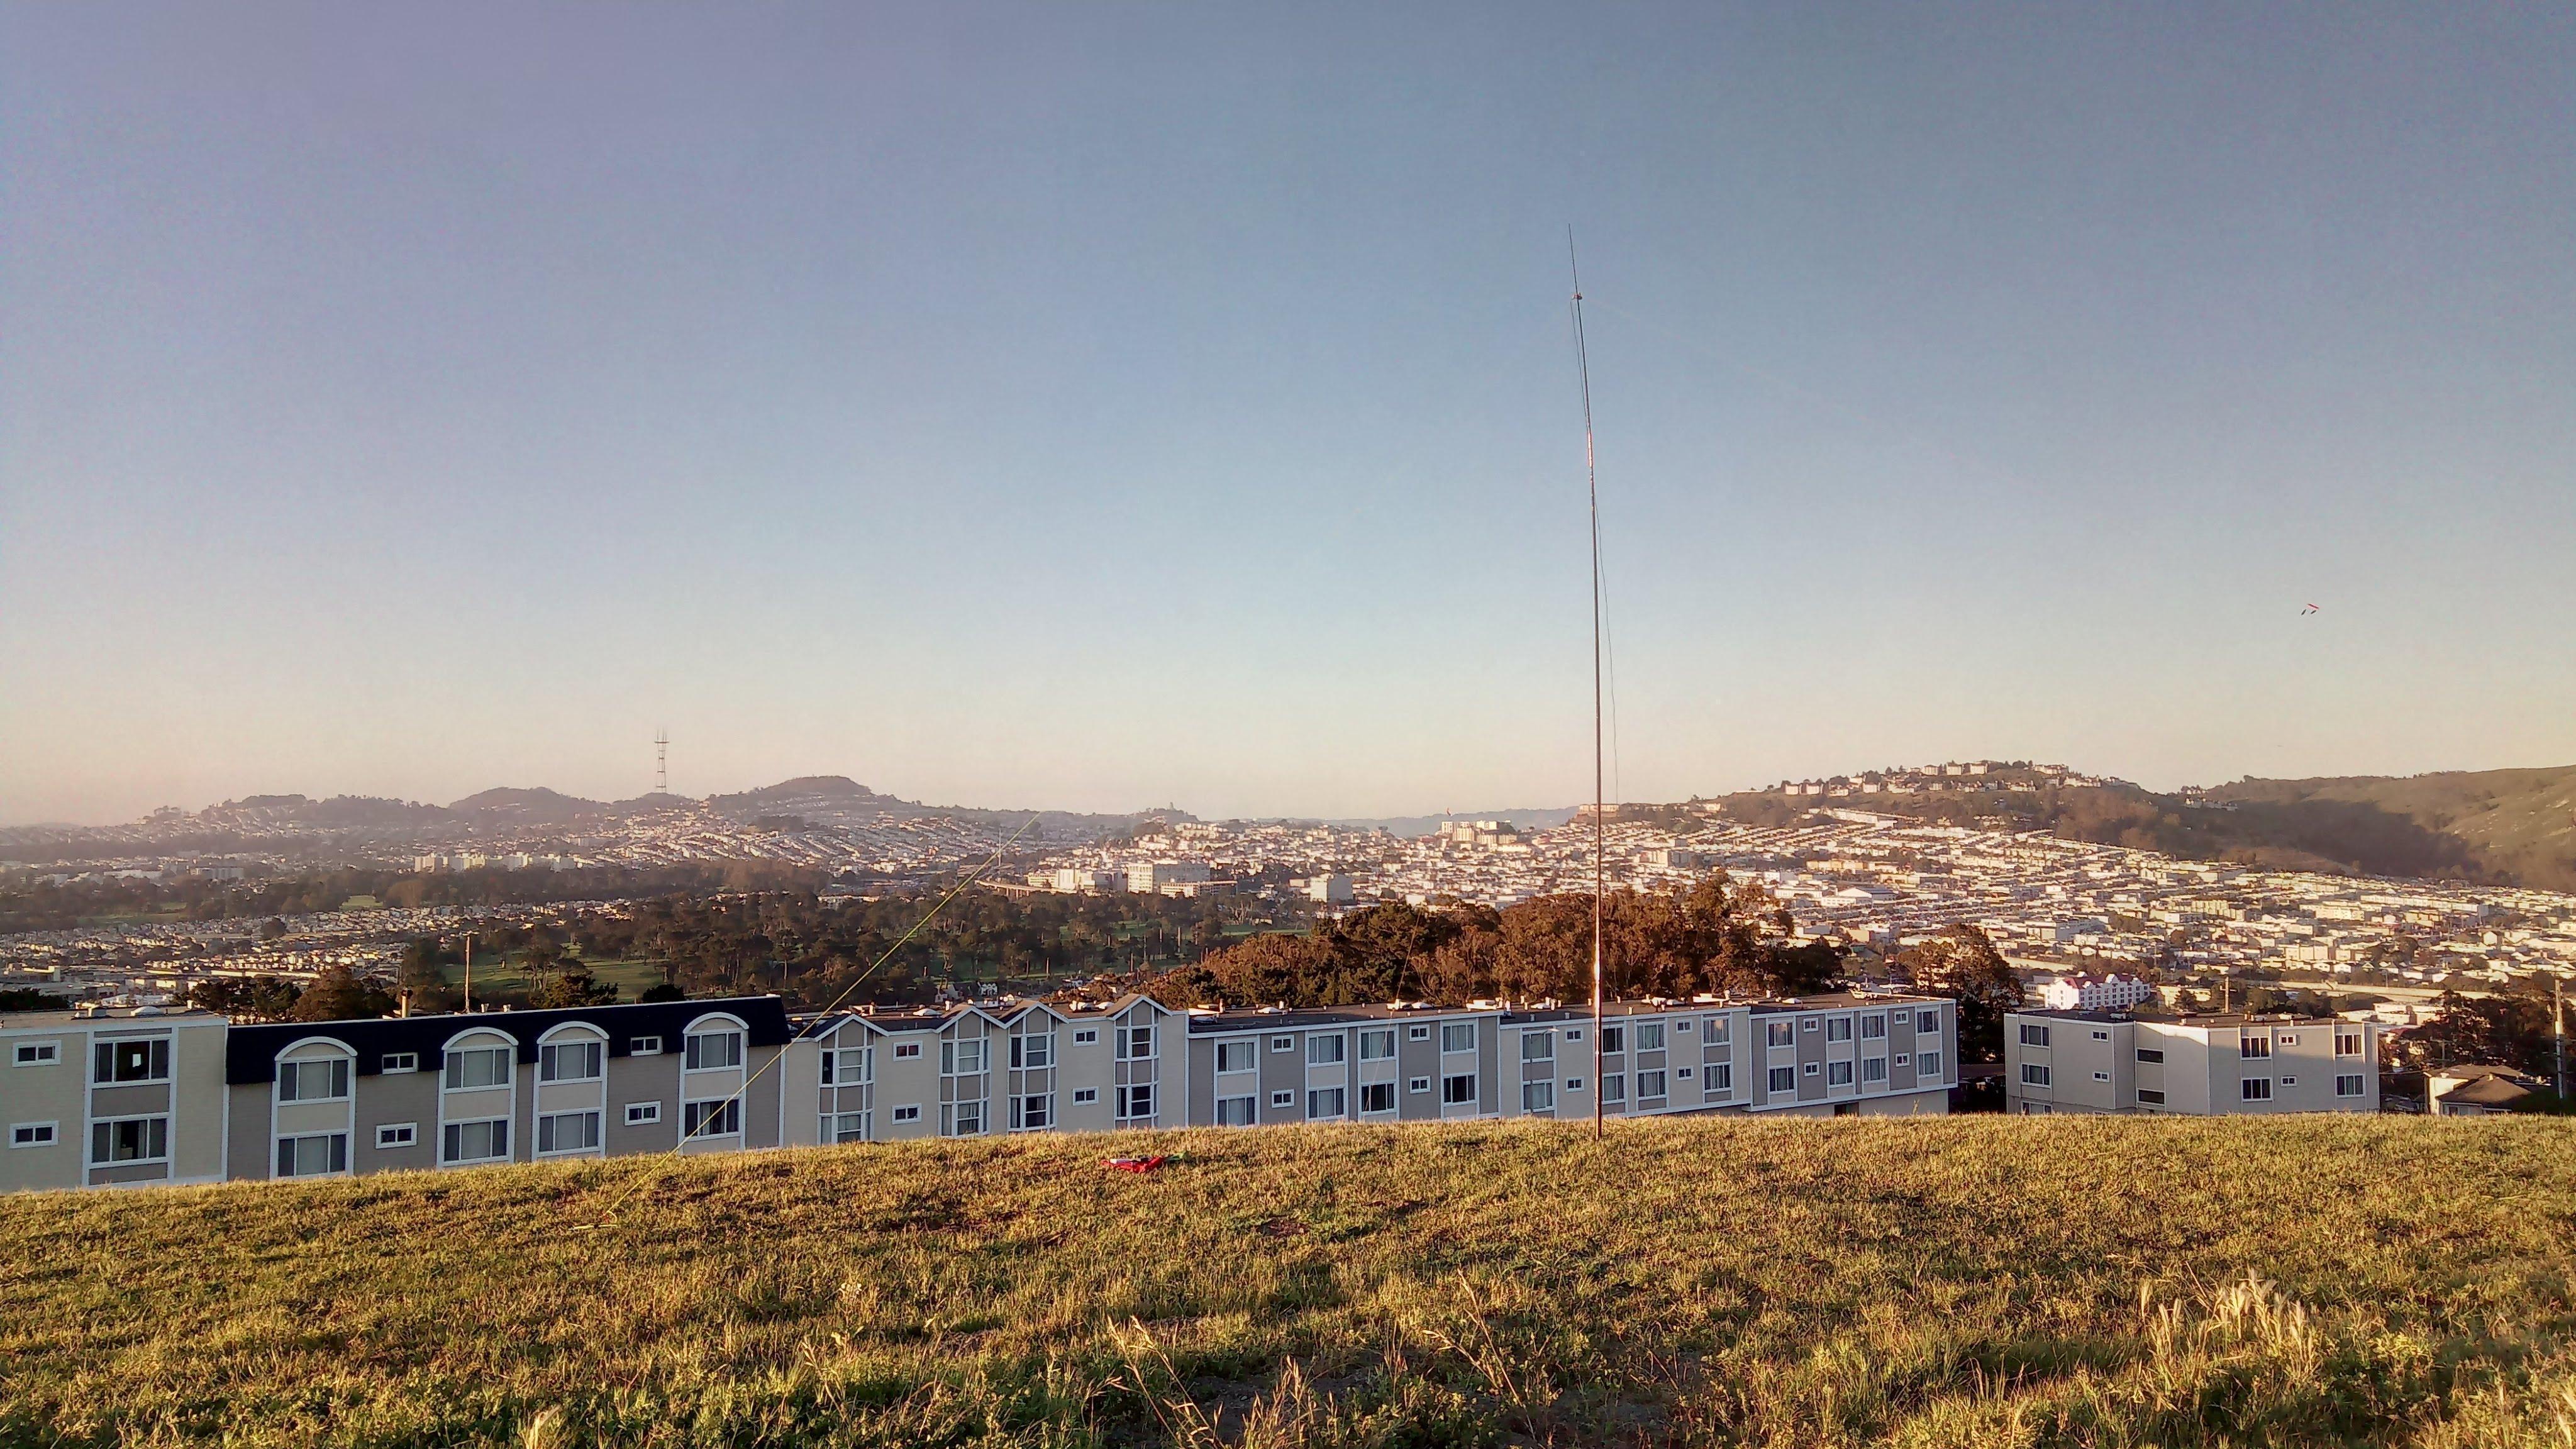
1826 1062 1853 1087
2275 1033 2299 1046
1011 1093 1053 1130
537 1110 602 1153
1359 1028 1396 1060
941 1039 987 1075
380 1052 419 1073
375 1123 418 1149
1269 1089 1295 1107
892 1041 923 1059
1765 1021 1793 1048
2018 1023 2051 1048
91 1115 169 1165
1360 1081 1396 1113
2280 1076 2297 1087
1115 1083 1155 1120
441 1118 508 1163
1860 1015 1885 1040
891 1104 923 1123
1216 1095 1258 1126
1070 1087 1098 1104
1011 1032 1053 1070
1407 1024 1431 1041
686 1031 745 1070
822 1046 872 1085
1675 1018 1693 1034
2138 1088 2167 1104
1767 1065 1794 1092
11 1121 59 1148
1071 1028 1098 1045
1803 1019 1818 1033
2021 1063 2051 1086
1521 1031 1555 1062
1637 1069 1667 1098
1270 1035 1296 1053
940 1100 984 1136
1918 1051 1943 1079
93 1038 170 1085
1307 1035 1345 1066
444 1045 511 1089
831 1111 870 1143
1601 1026 1626 1054
279 1058 351 1102
1307 1087 1346 1119
14 1040 62 1067
1915 1010 1938 1033
540 1040 604 1082
1894 1053 1910 1067
683 1099 743 1138
276 1132 347 1177
2240 1036 2271 1059
1118 1025 1155 1060
2241 1078 2273 1101
1407 1076 1430 1093
2336 1032 2363 1058
2137 1047 2165 1063
2093 1070 2111 1082
1521 1080 1555 1113
628 1036 663 1057
1601 1074 1626 1104
2090 1030 2110 1041
1637 1022 1665 1051
1441 1022 1476 1053
1565 1027 1584 1041
1703 1016 1730 1044
1704 1063 1732 1096
1216 1040 1258 1074
1863 1057 1888 1082
624 1101 660 1125
2336 1074 2365 1097
1802 1062 1820 1077
1441 1073 1477 1105
1826 1018 1852 1043
1677 1065 1694 1079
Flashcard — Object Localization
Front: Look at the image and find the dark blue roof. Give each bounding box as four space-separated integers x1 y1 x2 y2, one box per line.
222 996 794 1084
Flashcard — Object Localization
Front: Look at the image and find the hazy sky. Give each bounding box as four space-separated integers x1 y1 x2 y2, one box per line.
5 4 2572 826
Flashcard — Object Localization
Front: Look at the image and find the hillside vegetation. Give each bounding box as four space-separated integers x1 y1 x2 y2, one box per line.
6 1118 2576 1447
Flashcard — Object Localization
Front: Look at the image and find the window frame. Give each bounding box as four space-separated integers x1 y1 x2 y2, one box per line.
538 1037 605 1084
10 1121 60 1148
624 1101 661 1125
443 1043 513 1091
685 1030 746 1072
93 1037 172 1085
536 1109 604 1155
380 1052 419 1074
1440 1072 1478 1106
14 1040 62 1067
682 1098 743 1138
440 1116 509 1165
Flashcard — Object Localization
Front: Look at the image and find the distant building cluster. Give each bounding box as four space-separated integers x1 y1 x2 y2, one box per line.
1769 761 2120 797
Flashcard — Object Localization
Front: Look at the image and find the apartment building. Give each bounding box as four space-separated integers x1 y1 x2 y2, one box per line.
1 1007 230 1192
219 997 796 1180
2002 1009 2377 1115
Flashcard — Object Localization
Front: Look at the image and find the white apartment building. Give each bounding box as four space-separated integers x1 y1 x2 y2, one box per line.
2003 1009 2378 1116
1126 860 1211 894
2036 973 2157 1011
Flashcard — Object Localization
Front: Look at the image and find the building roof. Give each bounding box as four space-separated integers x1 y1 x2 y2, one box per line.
223 996 795 1085
0 1007 224 1030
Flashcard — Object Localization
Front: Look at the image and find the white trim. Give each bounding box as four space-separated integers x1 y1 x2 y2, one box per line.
9 1121 60 1148
12 1040 61 1067
438 1026 519 1169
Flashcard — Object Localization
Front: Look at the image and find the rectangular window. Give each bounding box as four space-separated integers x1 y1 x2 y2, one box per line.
2240 1036 2272 1059
628 1036 662 1056
2137 1047 2165 1063
2280 1076 2298 1086
1441 1073 1477 1105
2336 1075 2365 1097
440 1118 508 1163
1675 1019 1693 1033
11 1121 59 1147
1636 1069 1667 1098
1118 1025 1155 1060
1894 1053 1910 1067
1705 1063 1731 1094
1826 1018 1852 1043
1307 1035 1345 1066
1637 1022 1665 1051
1358 1028 1396 1060
1564 1077 1586 1092
1863 1057 1887 1082
892 1041 923 1059
1917 1011 1940 1033
279 1058 351 1102
380 1052 419 1073
1115 1083 1155 1120
1703 1017 1731 1044
1804 1019 1818 1033
1270 1089 1296 1107
2093 1070 2111 1082
941 1039 987 1075
2019 1023 2051 1047
831 1111 870 1143
13 1041 60 1067
2241 1078 2273 1101
2090 1030 2110 1041
1011 1033 1053 1070
1408 1024 1431 1041
943 1099 986 1136
1360 1081 1396 1113
822 1047 872 1085
2138 1088 2167 1104
275 1132 347 1177
1216 1040 1258 1074
624 1101 660 1125
1677 1065 1694 1079
1011 1093 1052 1130
682 1099 741 1137
2021 1063 2052 1086
1071 1028 1098 1045
1521 1031 1555 1062
537 1110 602 1153
93 1038 170 1084
1827 1061 1853 1087
540 1040 603 1082
1767 1065 1794 1092
375 1123 418 1149
1271 1035 1296 1052
1565 1027 1584 1041
1306 1087 1346 1119
1071 1088 1097 1104
2336 1033 2363 1058
1918 1052 1942 1079
1602 1073 1626 1104
686 1031 745 1070
1407 1076 1430 1093
891 1104 923 1123
1521 1080 1555 1113
445 1046 511 1089
1441 1022 1477 1053
1601 1025 1626 1054
1765 1021 1793 1048
1861 1015 1885 1040
1216 1095 1258 1126
1802 1062 1820 1077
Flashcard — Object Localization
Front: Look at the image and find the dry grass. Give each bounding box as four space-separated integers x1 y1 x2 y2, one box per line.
4 1114 2574 1447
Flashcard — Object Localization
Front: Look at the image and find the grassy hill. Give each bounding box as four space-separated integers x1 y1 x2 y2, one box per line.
6 1117 2575 1447
2205 767 2576 894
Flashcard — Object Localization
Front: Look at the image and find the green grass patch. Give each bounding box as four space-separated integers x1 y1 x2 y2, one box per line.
4 1116 2573 1445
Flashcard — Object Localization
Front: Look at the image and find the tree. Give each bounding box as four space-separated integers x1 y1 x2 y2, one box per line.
187 975 304 1021
289 965 395 1023
0 987 70 1012
636 982 686 1003
398 936 448 1000
1892 924 2023 1063
530 963 620 1009
2389 991 2564 1074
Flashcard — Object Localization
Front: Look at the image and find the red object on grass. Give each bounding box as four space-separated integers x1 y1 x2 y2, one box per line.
1104 1155 1166 1174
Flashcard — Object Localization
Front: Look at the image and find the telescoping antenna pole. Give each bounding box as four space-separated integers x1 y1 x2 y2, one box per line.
1569 231 1606 1142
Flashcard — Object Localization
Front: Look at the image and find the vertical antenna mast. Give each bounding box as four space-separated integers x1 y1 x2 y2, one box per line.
1569 230 1606 1142
655 729 669 795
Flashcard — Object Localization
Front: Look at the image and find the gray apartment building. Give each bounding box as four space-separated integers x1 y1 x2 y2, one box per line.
2002 1008 2379 1116
1 1006 231 1192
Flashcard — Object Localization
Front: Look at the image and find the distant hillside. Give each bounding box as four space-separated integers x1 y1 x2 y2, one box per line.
3 1117 2570 1446
1709 764 2576 891
1323 806 1582 838
446 787 608 823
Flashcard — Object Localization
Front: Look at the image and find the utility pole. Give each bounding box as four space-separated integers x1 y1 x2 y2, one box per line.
462 931 476 1013
2556 974 2565 1102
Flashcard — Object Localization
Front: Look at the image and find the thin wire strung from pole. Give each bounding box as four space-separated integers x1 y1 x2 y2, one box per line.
569 812 1044 1230
1569 228 1607 1143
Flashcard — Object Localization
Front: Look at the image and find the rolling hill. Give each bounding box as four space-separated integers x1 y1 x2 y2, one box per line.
4 1115 2572 1446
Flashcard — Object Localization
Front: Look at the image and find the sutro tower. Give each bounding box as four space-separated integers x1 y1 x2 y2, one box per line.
654 730 669 794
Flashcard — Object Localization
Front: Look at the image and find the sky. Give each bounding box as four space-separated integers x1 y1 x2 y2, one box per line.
4 3 2572 826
